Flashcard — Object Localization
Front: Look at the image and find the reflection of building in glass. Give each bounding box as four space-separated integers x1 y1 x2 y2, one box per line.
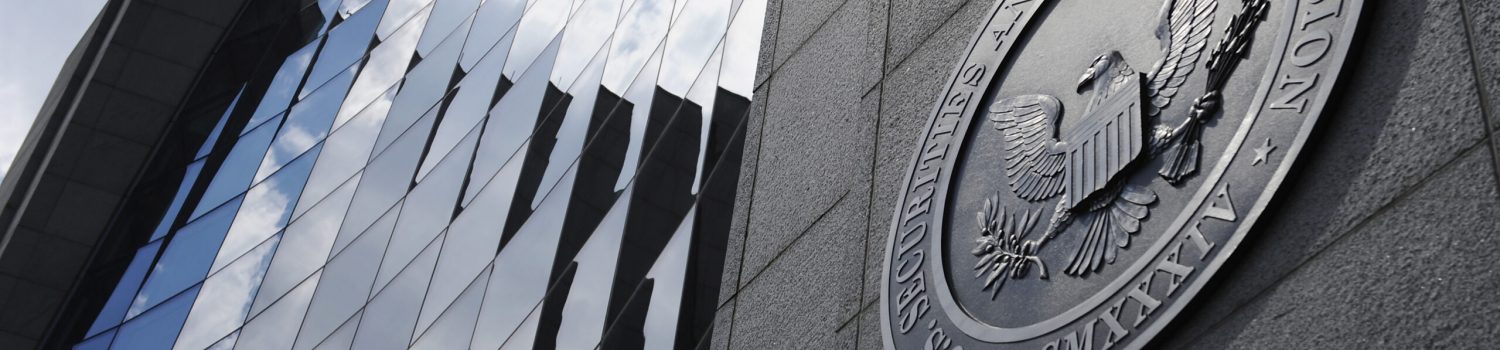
0 0 766 348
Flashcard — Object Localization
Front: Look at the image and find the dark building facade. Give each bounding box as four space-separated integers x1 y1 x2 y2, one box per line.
5 0 1500 349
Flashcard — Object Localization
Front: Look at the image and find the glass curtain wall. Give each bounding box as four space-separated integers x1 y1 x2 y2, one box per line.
74 0 766 348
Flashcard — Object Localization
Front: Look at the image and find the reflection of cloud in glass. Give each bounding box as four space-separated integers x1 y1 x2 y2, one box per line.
334 5 432 129
459 0 528 69
602 0 674 92
415 0 482 56
504 0 572 77
720 0 766 97
613 44 664 190
377 0 437 40
211 147 318 274
246 43 317 131
659 0 730 96
248 172 360 317
236 271 321 350
296 85 395 219
172 237 279 350
551 0 622 90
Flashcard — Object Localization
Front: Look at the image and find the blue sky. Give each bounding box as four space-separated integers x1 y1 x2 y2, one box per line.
0 0 108 182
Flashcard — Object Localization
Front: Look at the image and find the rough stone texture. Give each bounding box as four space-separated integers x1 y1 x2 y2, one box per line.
1177 146 1500 349
1460 0 1499 132
719 0 1500 348
769 0 849 68
859 0 889 95
752 0 782 88
1153 0 1500 347
885 0 970 74
854 304 881 350
707 299 736 350
727 189 866 349
718 82 770 306
738 0 876 284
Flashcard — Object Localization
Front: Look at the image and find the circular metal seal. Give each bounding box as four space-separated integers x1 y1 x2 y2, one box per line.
879 0 1363 348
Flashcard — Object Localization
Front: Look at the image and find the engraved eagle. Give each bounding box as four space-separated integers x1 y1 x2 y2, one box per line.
972 0 1218 292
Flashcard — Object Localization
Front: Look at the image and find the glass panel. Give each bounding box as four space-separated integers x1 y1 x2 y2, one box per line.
333 4 431 129
502 0 571 77
86 240 163 337
339 0 378 17
149 160 203 242
173 235 280 350
299 0 385 100
410 265 490 350
312 0 344 35
601 0 675 93
311 310 361 350
404 127 480 332
415 28 513 181
497 304 543 350
417 146 523 332
470 167 577 350
250 172 360 316
292 200 400 350
73 328 115 350
210 144 321 274
554 186 632 349
719 0 765 98
237 270 322 350
614 45 664 190
369 14 470 156
204 330 238 350
530 40 609 210
372 126 475 291
254 65 357 184
296 84 396 218
657 0 730 96
245 41 319 133
464 35 563 205
190 116 280 221
686 44 725 193
641 210 695 350
129 196 243 319
414 0 482 56
351 232 443 350
196 86 243 159
331 106 431 255
375 0 437 41
458 0 526 70
550 0 622 91
113 285 201 350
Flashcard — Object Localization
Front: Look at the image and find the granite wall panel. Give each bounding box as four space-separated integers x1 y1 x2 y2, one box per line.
717 0 1500 348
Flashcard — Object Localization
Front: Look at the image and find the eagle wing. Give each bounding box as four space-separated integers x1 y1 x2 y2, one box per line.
1145 0 1217 119
989 95 1066 201
1064 184 1157 276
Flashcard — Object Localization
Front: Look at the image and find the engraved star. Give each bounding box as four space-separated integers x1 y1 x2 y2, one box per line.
1252 138 1277 166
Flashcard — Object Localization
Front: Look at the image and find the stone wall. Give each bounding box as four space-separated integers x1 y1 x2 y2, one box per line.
712 0 1500 348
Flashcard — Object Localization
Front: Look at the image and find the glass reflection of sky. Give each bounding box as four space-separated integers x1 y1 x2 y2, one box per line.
88 0 770 348
174 235 280 350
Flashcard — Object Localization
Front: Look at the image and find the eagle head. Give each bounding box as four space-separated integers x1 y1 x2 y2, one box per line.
1077 51 1126 94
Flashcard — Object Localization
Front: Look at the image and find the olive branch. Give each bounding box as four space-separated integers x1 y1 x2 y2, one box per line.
970 193 1046 299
